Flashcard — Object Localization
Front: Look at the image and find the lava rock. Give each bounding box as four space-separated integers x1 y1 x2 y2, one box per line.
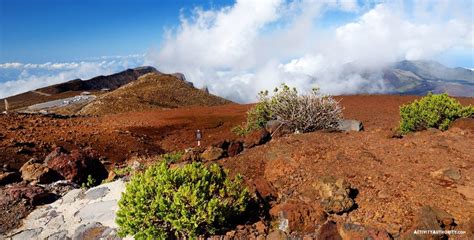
0 183 57 206
265 120 293 138
337 222 391 240
20 158 60 184
244 128 271 148
317 221 342 240
403 206 456 240
430 167 461 184
180 148 202 162
201 146 225 161
0 169 21 186
314 176 355 214
269 200 327 233
47 148 108 185
227 141 243 157
337 120 364 132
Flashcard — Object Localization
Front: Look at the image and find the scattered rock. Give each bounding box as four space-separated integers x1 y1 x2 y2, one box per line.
41 180 80 196
244 128 271 148
314 176 355 214
403 206 456 239
266 230 287 240
269 200 327 233
430 167 461 183
337 120 364 132
265 120 293 138
317 221 342 240
227 141 243 157
47 148 108 184
0 169 21 185
201 146 225 161
455 185 474 205
337 223 391 240
254 221 267 234
0 183 57 206
20 158 60 183
180 148 202 162
44 146 64 165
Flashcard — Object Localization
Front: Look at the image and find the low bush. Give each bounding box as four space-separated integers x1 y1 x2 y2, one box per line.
233 84 343 135
399 93 474 133
116 162 250 239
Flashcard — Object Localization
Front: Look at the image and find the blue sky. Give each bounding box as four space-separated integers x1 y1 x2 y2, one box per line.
0 0 234 63
0 0 472 100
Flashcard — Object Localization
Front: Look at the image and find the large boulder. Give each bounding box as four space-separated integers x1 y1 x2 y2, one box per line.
337 120 364 132
403 206 456 240
227 141 243 157
180 148 202 162
0 183 57 206
314 176 355 214
46 148 108 185
201 146 225 161
269 200 327 233
244 128 271 148
20 158 60 184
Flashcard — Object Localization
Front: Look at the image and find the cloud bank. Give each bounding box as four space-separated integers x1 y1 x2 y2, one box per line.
146 0 473 102
0 55 144 98
1 0 472 102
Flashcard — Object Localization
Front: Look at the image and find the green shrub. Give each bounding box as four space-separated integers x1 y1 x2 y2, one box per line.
233 84 342 135
399 93 474 133
116 162 250 239
232 90 272 136
159 151 183 164
81 174 97 188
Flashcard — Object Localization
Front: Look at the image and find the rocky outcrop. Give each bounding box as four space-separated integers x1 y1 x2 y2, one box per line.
314 176 355 214
5 180 125 239
20 158 60 184
201 146 225 161
244 128 271 148
46 148 108 185
227 141 243 157
403 206 457 239
270 200 327 233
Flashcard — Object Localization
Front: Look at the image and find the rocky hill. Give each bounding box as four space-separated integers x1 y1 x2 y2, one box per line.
0 66 158 111
377 60 473 96
78 72 232 115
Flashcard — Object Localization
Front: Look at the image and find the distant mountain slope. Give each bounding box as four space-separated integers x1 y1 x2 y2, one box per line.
1 66 158 111
382 60 474 97
78 72 232 115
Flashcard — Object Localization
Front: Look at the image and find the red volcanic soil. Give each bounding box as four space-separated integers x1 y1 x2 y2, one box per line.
1 95 472 169
0 95 473 236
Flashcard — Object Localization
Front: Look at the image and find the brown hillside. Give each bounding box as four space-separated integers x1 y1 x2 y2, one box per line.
78 73 232 115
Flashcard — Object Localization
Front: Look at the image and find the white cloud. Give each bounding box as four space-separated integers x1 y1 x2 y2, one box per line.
146 0 473 103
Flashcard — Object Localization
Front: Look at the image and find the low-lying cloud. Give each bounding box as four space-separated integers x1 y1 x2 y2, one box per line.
1 1 472 102
146 0 473 102
0 55 144 98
